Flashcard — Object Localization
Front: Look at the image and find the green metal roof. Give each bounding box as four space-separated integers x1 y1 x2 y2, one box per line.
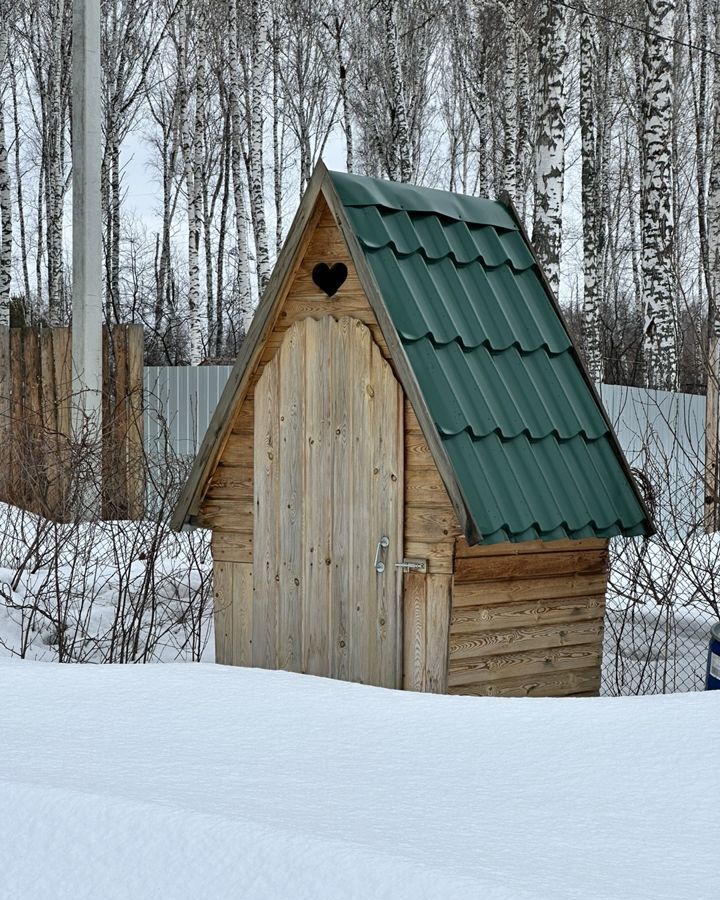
330 170 652 544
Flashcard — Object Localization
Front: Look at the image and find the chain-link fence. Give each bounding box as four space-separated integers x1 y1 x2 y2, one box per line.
598 385 719 695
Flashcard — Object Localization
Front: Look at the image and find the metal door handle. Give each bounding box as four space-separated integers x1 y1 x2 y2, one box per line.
374 535 389 573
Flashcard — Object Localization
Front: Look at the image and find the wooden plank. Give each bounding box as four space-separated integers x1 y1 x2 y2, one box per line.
23 328 42 509
9 328 22 505
0 326 8 500
369 321 403 688
213 560 234 665
231 562 253 667
251 352 280 669
112 324 129 515
425 574 451 693
452 573 609 607
404 505 461 543
330 316 351 681
39 328 61 517
277 321 305 672
447 643 603 687
454 549 608 583
217 435 253 468
206 464 254 500
449 594 606 634
212 531 253 563
347 318 372 685
53 327 72 515
448 619 604 661
404 431 437 468
402 572 426 691
126 323 145 519
405 466 451 507
303 317 332 676
455 536 608 558
448 666 602 698
195 500 254 530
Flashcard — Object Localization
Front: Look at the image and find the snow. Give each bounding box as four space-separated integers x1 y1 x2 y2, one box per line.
0 661 716 899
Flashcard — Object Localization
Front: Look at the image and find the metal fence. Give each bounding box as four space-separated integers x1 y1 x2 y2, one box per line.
144 366 233 457
598 384 715 695
143 368 718 695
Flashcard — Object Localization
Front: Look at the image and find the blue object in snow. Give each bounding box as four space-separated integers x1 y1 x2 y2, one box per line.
706 622 720 690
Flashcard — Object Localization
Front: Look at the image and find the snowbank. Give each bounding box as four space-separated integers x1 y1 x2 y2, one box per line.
0 661 716 899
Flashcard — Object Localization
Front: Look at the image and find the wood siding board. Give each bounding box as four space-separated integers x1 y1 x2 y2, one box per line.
213 560 234 665
231 562 253 667
449 595 606 634
302 317 332 676
447 666 602 698
212 532 253 563
348 319 372 684
448 619 605 661
369 328 403 688
451 573 609 607
278 321 305 672
454 537 608 557
252 352 280 669
454 550 608 583
330 317 351 681
447 643 604 686
425 574 452 693
402 572 426 691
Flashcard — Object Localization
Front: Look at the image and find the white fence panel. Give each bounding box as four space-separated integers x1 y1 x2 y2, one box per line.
599 384 705 532
144 366 233 457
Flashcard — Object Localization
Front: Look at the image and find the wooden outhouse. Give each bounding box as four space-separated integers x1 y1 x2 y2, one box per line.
172 164 652 697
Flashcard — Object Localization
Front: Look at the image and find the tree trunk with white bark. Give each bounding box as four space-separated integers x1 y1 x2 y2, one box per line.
641 0 678 390
580 5 602 382
0 19 12 326
532 0 567 299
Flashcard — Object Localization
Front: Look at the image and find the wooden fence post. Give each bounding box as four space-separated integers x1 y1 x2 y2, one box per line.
0 326 9 502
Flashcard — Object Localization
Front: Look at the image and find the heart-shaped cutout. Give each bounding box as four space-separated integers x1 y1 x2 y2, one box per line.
312 262 348 297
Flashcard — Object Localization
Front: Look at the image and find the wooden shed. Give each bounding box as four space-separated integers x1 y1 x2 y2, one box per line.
172 164 652 697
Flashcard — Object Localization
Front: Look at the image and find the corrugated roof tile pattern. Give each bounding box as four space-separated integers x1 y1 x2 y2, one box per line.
330 171 651 544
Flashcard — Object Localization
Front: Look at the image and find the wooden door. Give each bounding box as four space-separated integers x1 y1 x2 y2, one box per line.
252 316 404 687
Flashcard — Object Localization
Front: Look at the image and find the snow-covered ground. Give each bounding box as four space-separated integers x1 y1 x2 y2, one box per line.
0 661 716 899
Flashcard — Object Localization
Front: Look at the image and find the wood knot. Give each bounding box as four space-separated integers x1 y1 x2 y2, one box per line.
366 384 375 397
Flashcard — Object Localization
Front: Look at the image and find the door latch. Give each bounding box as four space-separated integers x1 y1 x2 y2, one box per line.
374 536 389 573
395 558 427 573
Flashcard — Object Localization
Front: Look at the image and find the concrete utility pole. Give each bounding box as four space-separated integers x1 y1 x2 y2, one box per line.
72 0 103 516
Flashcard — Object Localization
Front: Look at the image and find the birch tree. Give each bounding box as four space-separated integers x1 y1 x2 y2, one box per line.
0 13 11 326
532 0 567 298
227 0 253 329
502 0 518 202
580 4 602 382
177 1 203 364
248 0 271 295
641 0 678 390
